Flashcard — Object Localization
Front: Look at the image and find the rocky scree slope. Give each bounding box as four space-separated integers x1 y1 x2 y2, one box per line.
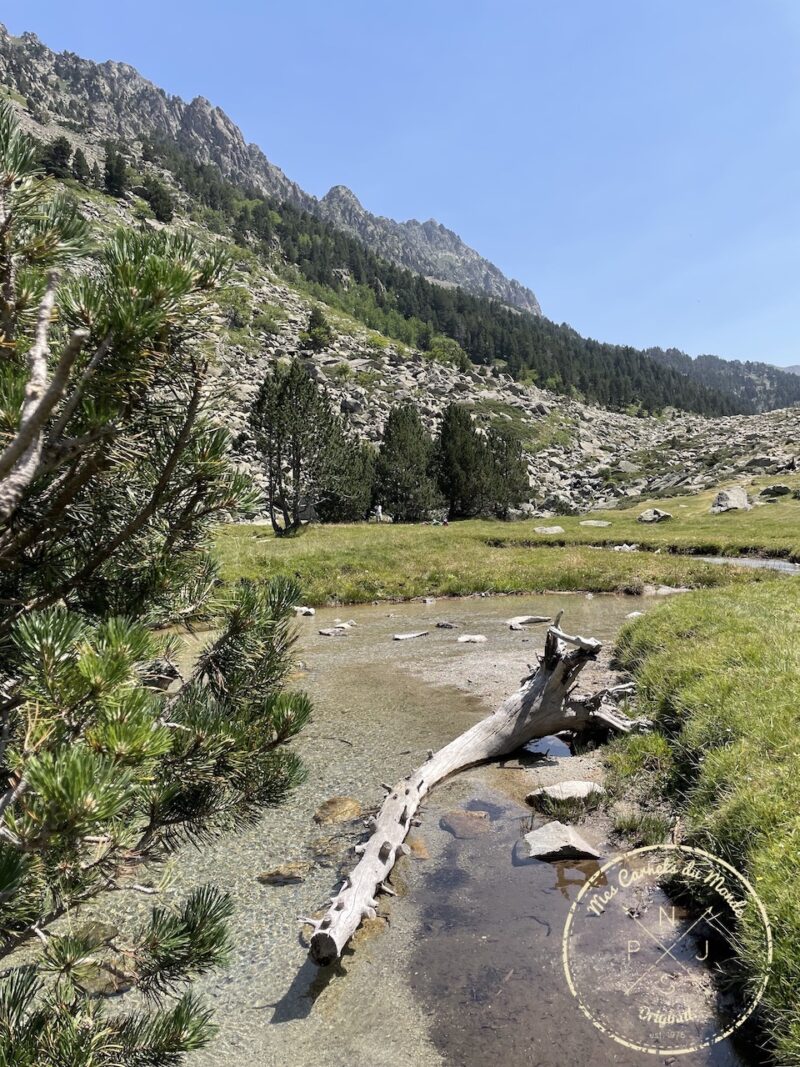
214 268 800 516
67 173 800 516
0 23 541 315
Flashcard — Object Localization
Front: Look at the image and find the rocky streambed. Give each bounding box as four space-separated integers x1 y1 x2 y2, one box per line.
169 594 766 1067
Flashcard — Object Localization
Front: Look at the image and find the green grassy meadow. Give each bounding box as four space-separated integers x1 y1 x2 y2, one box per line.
610 581 800 1063
214 474 800 605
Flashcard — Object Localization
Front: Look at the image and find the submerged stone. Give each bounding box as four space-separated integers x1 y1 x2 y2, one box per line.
257 861 312 886
313 796 362 824
520 820 601 861
440 809 494 838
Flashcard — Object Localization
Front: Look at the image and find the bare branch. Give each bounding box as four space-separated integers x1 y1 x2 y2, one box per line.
0 271 89 521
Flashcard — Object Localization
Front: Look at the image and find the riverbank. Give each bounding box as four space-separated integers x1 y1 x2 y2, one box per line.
609 579 800 1065
214 478 800 606
214 522 779 607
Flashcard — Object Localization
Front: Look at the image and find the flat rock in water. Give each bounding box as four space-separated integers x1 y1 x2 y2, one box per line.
393 630 429 641
520 820 601 861
507 614 550 629
436 620 458 629
626 610 644 619
293 605 315 616
257 861 312 886
440 809 494 839
580 520 612 527
526 780 606 804
534 525 565 534
319 627 348 637
313 796 362 824
458 634 487 643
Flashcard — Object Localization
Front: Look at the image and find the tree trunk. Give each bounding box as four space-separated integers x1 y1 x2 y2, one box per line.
306 623 633 966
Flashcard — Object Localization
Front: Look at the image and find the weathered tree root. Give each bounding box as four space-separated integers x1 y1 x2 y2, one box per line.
305 623 643 966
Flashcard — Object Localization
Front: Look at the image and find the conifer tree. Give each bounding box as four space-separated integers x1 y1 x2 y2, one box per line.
103 143 128 197
142 173 175 223
250 360 372 532
486 425 530 518
0 103 311 1066
38 134 72 178
374 403 440 521
435 403 492 519
300 305 334 352
71 146 91 184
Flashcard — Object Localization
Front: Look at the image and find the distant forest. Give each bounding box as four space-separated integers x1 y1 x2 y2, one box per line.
144 138 742 416
646 347 800 414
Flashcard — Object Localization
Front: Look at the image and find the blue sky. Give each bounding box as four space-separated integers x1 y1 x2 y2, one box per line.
4 1 800 365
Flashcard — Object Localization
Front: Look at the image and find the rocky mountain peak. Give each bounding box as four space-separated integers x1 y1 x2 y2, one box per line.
0 21 542 316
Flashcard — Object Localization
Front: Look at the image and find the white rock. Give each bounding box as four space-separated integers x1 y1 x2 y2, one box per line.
458 634 487 644
506 615 551 629
534 525 565 534
637 507 672 524
579 520 611 527
711 486 751 513
626 611 644 619
393 631 429 641
519 820 602 861
293 606 316 616
526 780 606 804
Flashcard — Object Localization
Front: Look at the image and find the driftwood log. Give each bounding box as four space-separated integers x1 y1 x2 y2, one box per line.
305 622 647 966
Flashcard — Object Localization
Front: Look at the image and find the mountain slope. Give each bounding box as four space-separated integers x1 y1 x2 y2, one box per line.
0 23 540 314
646 347 800 414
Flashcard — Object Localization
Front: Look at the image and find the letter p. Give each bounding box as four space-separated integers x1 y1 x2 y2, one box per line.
627 939 640 961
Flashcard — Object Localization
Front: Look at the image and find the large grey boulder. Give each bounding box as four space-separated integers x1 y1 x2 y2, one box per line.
518 820 601 861
637 507 672 524
711 487 751 513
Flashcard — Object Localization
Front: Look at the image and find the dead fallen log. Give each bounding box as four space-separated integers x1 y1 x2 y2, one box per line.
305 622 643 966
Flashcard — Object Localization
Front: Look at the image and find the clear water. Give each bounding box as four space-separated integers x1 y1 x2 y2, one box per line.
160 593 766 1067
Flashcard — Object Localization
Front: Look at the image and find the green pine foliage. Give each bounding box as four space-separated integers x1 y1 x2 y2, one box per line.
374 403 440 521
299 305 334 352
249 359 373 533
141 173 175 223
71 146 91 184
103 142 128 198
38 135 72 179
435 403 529 519
0 104 311 1066
486 425 531 519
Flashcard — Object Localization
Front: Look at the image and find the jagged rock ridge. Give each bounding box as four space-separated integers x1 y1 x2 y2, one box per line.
0 23 541 315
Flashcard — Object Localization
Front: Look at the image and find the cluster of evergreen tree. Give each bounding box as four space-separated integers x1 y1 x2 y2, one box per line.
37 134 97 186
249 360 374 534
250 362 530 526
0 104 311 1065
141 138 743 416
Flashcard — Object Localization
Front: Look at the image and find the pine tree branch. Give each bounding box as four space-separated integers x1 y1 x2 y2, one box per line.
0 272 89 520
4 371 205 627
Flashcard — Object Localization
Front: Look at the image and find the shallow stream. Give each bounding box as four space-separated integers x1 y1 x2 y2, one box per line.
170 593 767 1067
